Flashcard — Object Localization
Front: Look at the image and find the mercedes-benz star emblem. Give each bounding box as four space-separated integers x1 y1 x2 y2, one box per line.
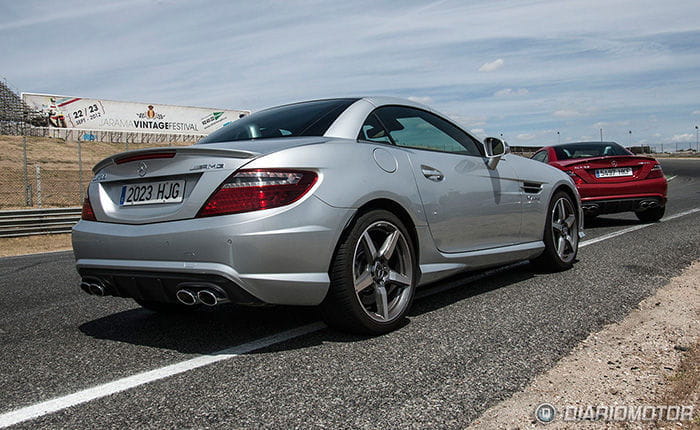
137 161 148 177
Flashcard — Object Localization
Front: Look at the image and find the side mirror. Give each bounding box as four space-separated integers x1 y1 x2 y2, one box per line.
484 137 507 169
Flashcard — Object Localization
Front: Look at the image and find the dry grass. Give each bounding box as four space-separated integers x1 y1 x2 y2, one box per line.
0 135 189 170
0 135 189 208
0 233 72 257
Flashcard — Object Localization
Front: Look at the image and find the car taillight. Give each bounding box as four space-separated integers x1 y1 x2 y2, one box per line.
81 197 96 221
197 169 318 217
564 170 585 185
647 163 664 179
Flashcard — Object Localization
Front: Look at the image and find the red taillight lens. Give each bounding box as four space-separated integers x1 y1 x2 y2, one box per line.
647 163 664 179
81 197 96 221
197 169 318 217
564 170 585 185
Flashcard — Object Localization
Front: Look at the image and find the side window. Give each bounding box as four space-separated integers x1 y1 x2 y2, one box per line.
373 106 483 156
357 113 392 144
532 150 549 163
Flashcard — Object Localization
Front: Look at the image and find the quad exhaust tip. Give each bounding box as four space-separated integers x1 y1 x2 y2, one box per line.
79 281 92 294
89 283 106 296
175 289 199 306
80 279 108 296
80 279 230 306
175 283 230 307
197 289 229 306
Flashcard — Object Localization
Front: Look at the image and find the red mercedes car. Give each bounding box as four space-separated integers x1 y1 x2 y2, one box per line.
531 142 667 222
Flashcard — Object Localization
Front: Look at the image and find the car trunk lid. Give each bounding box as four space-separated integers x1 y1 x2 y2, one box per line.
88 137 327 224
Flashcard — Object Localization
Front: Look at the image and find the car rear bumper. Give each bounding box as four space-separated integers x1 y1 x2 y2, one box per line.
72 195 354 306
577 177 667 200
580 195 666 215
576 176 667 215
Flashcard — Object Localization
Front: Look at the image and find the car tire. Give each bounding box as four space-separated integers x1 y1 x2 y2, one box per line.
635 206 665 223
531 191 579 272
321 210 417 335
134 298 198 313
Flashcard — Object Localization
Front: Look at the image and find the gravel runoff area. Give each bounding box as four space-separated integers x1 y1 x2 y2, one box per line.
0 234 71 257
468 260 700 429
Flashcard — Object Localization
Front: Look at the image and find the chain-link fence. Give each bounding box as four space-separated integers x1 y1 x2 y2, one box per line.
0 133 198 209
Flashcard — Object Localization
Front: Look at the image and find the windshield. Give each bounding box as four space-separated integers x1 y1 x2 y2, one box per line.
553 142 632 160
198 98 358 144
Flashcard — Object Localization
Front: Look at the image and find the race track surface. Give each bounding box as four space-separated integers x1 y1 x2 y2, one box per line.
0 159 698 429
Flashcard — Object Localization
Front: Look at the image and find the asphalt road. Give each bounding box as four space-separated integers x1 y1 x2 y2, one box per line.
0 159 698 429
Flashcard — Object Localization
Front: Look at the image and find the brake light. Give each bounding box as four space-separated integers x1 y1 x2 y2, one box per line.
564 170 585 185
647 163 664 179
115 151 175 164
197 169 318 217
81 197 96 221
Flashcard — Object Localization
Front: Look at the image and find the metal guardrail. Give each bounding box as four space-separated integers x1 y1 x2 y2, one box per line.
0 207 81 238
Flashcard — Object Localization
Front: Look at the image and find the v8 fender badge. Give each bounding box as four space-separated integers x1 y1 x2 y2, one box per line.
190 163 224 171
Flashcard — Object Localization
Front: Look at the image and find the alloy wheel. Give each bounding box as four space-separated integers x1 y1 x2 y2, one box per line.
352 220 413 322
551 197 578 263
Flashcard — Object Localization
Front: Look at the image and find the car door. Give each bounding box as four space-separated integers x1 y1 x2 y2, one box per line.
364 106 522 253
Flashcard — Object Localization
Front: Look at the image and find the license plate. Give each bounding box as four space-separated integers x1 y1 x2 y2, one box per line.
595 167 633 178
119 180 185 206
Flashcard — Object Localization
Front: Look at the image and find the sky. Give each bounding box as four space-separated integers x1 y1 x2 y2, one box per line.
1 0 700 149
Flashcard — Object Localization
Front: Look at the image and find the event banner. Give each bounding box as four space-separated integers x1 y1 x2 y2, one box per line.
22 93 250 135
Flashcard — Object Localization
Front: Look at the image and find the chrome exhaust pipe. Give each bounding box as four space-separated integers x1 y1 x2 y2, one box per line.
176 289 199 306
88 283 105 296
80 281 92 295
197 289 230 306
80 278 110 296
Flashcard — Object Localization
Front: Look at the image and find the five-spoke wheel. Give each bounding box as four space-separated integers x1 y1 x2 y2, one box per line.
322 210 417 334
353 221 413 322
550 197 578 264
531 191 579 271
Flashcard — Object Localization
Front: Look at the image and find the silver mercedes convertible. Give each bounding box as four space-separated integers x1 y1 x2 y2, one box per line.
73 97 583 334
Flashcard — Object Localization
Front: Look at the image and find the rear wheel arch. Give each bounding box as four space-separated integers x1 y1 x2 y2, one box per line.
553 183 580 213
357 199 418 260
333 198 420 271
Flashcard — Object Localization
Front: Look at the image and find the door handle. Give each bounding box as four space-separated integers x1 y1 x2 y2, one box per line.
421 165 444 182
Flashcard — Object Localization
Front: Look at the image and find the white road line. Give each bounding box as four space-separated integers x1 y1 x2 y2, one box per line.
666 175 677 182
1 206 699 428
580 207 700 248
0 322 326 429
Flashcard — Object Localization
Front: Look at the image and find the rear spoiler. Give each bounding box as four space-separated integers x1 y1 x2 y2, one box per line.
92 146 257 173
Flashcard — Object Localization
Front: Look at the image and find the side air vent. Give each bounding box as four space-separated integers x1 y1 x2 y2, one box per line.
522 182 543 194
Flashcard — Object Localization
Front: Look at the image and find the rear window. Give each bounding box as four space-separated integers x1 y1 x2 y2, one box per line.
198 98 358 144
553 142 632 160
